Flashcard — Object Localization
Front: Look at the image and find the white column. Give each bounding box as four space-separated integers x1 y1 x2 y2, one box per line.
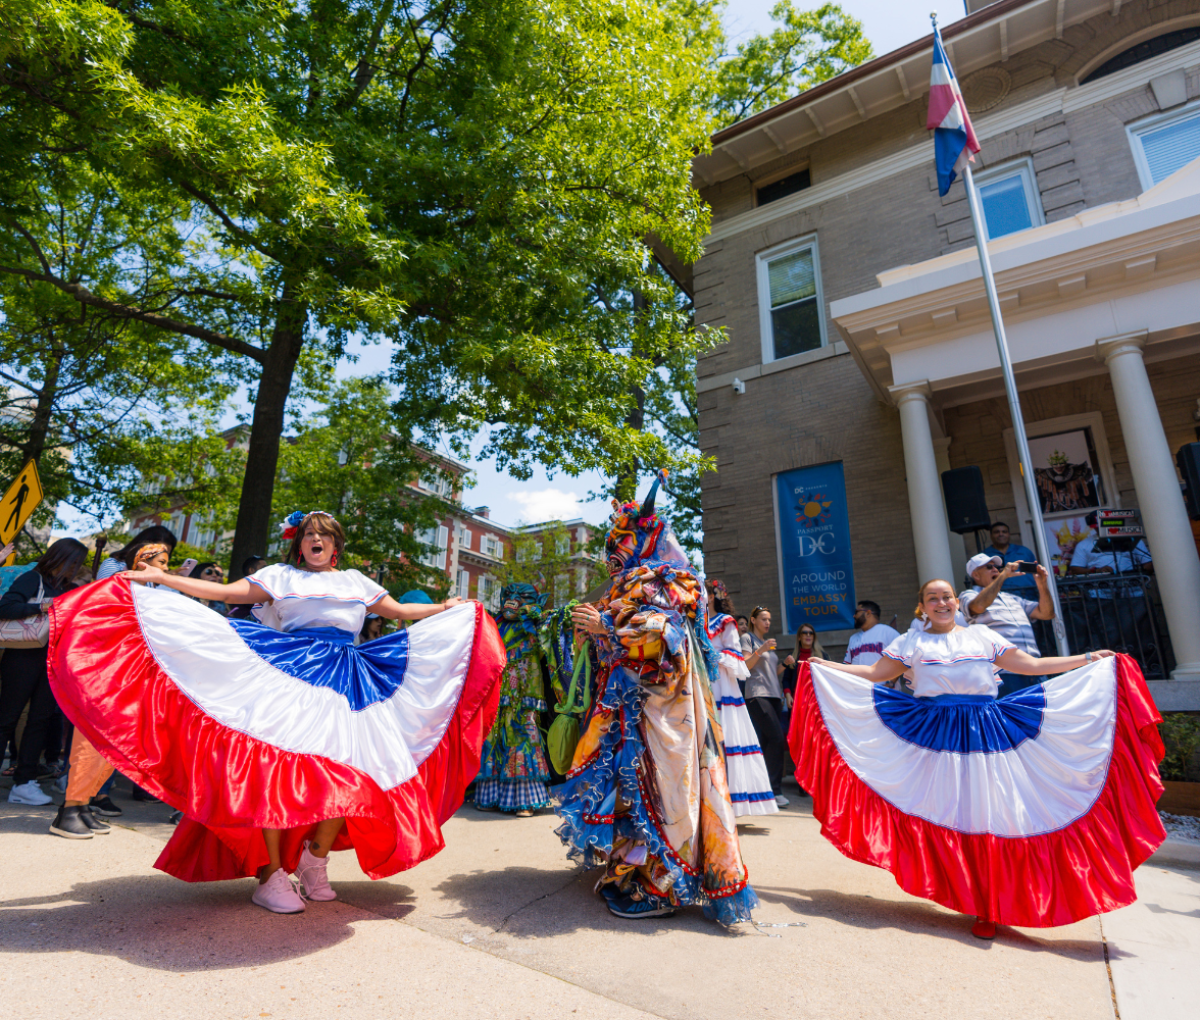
934 436 969 587
891 382 956 585
1098 333 1200 680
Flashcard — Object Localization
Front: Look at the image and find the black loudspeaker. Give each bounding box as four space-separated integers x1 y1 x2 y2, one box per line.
941 466 992 535
1178 442 1200 520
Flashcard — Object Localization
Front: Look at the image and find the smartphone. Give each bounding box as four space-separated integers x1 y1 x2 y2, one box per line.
178 557 199 575
1016 561 1038 574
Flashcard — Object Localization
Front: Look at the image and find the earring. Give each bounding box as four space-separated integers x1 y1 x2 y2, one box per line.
332 551 338 568
298 551 305 564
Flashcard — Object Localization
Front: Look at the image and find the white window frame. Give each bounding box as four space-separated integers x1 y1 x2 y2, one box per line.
1127 99 1200 191
457 526 472 550
755 234 827 365
555 534 570 557
974 158 1045 240
456 568 470 600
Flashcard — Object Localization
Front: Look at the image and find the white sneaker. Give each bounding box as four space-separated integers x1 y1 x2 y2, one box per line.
774 794 790 809
251 868 305 914
294 842 337 901
8 780 52 805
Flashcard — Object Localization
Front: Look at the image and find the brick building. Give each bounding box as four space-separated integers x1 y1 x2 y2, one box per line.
673 0 1200 706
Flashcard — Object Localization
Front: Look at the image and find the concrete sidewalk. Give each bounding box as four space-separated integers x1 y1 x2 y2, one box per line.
1 781 1195 1019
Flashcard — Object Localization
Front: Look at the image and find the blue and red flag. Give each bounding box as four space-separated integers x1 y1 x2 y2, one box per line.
926 27 980 196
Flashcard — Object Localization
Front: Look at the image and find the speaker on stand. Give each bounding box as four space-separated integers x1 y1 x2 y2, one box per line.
941 466 992 553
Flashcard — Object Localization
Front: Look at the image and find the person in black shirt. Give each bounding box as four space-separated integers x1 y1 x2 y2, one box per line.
1 538 88 806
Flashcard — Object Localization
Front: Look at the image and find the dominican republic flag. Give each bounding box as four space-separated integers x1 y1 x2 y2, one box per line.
789 656 1166 927
926 27 980 196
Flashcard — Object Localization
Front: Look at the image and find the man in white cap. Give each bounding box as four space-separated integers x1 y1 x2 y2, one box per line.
960 552 1055 696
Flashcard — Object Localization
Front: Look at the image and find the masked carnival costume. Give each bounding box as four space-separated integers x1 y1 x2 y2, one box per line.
789 628 1166 929
705 583 778 817
46 512 506 884
475 583 554 814
554 474 757 923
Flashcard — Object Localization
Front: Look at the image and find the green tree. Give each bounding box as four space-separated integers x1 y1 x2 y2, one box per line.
712 1 873 128
504 521 607 609
1 0 723 577
271 375 454 598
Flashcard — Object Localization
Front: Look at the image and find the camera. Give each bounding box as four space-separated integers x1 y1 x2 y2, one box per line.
1016 561 1038 574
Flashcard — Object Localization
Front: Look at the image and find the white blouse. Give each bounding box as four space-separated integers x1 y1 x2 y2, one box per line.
247 564 386 634
882 626 1014 698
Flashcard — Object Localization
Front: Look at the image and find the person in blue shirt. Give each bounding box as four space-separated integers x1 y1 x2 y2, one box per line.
983 521 1038 596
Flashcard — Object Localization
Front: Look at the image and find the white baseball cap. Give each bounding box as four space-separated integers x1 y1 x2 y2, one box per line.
966 553 1003 575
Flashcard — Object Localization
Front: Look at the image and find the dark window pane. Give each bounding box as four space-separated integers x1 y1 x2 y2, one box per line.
757 168 811 206
1082 28 1200 84
771 298 821 359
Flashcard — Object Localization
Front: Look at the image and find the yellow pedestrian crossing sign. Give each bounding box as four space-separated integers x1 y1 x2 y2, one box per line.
1 459 43 564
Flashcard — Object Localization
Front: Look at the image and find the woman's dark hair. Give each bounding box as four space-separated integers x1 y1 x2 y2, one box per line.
287 512 346 565
241 555 267 576
36 538 88 585
114 525 178 567
189 561 218 579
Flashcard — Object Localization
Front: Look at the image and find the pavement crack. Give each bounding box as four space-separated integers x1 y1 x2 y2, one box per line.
492 873 582 935
1099 917 1121 1020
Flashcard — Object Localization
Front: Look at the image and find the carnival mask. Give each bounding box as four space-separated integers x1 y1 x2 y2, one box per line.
498 582 546 621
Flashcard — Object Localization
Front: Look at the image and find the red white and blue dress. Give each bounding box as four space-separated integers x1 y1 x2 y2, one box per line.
706 614 777 816
48 564 504 881
789 624 1166 927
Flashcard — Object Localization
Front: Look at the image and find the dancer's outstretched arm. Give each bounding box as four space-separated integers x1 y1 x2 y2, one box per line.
809 656 906 684
997 646 1113 675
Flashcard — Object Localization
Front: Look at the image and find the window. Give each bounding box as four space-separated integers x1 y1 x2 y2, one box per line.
975 160 1043 240
456 526 472 550
478 575 500 611
516 540 542 563
481 534 501 558
755 168 811 207
1129 103 1200 190
756 236 826 363
420 471 452 498
1081 27 1200 84
417 525 449 570
553 573 570 606
555 534 570 557
456 569 470 600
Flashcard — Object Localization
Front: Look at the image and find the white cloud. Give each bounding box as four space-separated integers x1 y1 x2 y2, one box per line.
507 487 585 523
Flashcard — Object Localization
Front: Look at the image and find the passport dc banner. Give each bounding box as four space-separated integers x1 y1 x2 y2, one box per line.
774 462 856 633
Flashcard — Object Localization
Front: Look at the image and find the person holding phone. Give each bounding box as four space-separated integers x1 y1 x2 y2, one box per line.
959 552 1055 696
741 606 791 808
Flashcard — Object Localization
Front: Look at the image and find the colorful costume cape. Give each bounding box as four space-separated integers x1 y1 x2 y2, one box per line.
554 475 757 923
788 655 1166 927
48 574 504 881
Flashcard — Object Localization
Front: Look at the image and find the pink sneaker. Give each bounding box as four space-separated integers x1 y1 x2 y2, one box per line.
251 868 305 914
294 842 337 902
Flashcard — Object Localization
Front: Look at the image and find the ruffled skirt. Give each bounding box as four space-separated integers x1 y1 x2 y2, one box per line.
788 656 1166 927
48 578 504 881
711 666 778 816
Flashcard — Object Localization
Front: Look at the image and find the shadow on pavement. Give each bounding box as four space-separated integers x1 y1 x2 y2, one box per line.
753 884 1103 957
0 874 411 970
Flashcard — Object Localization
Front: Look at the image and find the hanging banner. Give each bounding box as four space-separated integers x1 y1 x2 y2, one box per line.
774 462 856 633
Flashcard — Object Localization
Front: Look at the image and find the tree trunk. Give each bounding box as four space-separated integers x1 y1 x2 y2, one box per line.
614 291 649 502
228 286 308 579
23 337 63 465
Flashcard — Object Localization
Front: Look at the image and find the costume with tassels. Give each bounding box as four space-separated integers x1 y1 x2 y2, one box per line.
475 583 553 813
554 473 757 923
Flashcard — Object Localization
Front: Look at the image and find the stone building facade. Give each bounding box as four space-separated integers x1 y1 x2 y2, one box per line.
684 0 1200 705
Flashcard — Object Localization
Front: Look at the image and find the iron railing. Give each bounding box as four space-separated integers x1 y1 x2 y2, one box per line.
1053 574 1173 680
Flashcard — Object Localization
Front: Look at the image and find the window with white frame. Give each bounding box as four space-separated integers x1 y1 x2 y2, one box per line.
975 159 1044 240
419 471 453 498
478 575 500 611
417 525 449 570
555 534 570 557
481 534 501 558
1128 102 1200 190
456 526 472 550
553 573 569 606
456 568 470 600
756 236 826 363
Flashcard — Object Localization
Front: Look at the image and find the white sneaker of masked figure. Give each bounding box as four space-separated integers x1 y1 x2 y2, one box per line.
8 780 52 805
293 841 337 901
251 868 305 914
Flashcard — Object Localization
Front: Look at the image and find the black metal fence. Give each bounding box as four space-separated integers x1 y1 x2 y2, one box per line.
1053 574 1173 680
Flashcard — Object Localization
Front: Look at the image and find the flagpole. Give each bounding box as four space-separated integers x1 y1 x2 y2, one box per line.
931 13 1068 654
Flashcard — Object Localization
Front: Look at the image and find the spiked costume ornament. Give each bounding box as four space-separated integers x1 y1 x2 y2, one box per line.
554 472 758 923
475 582 555 813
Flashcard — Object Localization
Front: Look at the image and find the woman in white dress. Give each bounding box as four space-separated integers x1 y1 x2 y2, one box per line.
49 512 506 914
705 581 777 816
793 578 1165 940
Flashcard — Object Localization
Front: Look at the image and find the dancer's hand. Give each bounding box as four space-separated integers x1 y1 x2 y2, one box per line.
129 565 165 585
442 596 465 610
571 602 607 635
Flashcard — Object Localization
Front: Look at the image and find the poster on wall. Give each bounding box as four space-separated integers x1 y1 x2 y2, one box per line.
774 462 856 634
1028 429 1104 515
1043 515 1094 576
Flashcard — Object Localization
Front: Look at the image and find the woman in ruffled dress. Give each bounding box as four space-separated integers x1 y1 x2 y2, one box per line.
704 581 777 817
48 511 505 914
792 577 1165 940
559 473 756 924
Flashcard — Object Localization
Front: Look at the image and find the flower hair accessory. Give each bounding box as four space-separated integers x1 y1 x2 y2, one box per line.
278 510 337 541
